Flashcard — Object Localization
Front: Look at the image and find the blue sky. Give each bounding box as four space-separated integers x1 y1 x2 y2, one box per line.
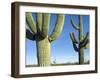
26 13 89 65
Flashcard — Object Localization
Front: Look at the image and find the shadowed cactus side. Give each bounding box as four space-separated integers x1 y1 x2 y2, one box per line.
70 15 89 64
26 13 65 66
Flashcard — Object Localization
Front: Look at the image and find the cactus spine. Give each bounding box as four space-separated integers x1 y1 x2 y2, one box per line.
70 15 89 64
26 13 65 66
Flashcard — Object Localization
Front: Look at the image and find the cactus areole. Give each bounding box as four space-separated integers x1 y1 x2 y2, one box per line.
70 15 89 64
26 13 65 66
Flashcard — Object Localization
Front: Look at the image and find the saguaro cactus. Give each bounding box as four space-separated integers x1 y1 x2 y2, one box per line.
53 58 57 64
70 15 89 64
26 13 65 66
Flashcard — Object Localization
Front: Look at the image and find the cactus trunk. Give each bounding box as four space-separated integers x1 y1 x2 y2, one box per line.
36 36 51 66
79 16 84 64
79 48 84 64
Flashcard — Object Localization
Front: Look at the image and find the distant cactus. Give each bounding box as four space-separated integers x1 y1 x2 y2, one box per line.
53 58 57 64
70 15 89 64
26 13 65 66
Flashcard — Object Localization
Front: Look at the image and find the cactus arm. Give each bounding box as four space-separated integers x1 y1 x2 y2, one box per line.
85 42 89 49
37 13 42 31
80 38 89 49
82 35 88 49
80 32 89 48
71 18 79 30
84 32 89 41
26 29 35 41
42 13 51 37
70 32 78 43
49 14 65 42
72 42 79 52
70 33 79 52
26 12 37 34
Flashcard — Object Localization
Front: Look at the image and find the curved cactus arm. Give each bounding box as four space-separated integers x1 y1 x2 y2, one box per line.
26 12 37 34
70 33 79 52
71 18 79 30
42 13 51 37
70 32 78 43
36 13 45 39
73 42 79 52
26 29 35 41
84 42 89 49
37 13 42 31
80 32 89 46
80 38 89 49
49 14 65 42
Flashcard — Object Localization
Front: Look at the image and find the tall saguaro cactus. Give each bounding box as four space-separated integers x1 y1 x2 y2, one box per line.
26 13 65 66
70 15 89 64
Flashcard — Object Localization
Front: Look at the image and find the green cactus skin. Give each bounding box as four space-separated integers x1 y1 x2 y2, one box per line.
26 12 65 66
36 36 50 66
70 15 89 64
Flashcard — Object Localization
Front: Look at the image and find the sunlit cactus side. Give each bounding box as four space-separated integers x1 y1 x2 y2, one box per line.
70 15 89 64
26 13 65 66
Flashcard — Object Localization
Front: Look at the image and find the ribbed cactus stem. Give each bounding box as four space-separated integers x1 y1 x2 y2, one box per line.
36 36 50 66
